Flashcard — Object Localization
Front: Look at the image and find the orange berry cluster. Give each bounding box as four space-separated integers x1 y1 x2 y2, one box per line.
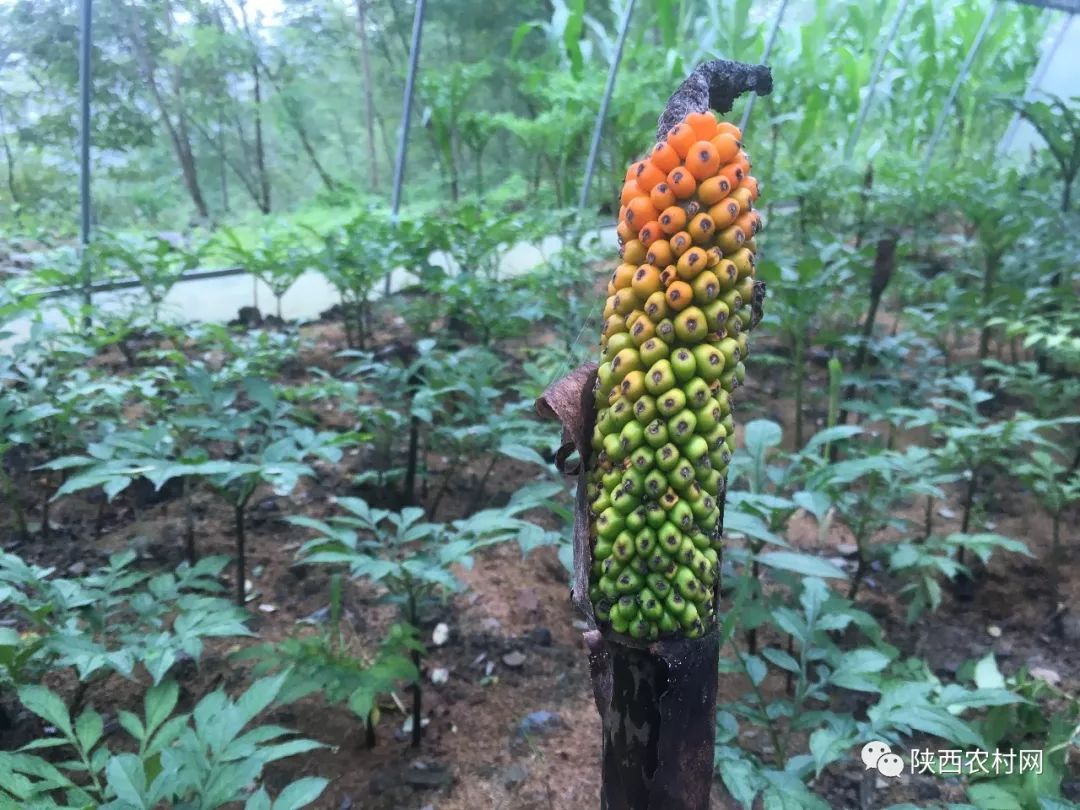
615 112 761 274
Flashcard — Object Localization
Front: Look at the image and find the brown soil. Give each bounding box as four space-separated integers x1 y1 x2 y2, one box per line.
1 301 1078 810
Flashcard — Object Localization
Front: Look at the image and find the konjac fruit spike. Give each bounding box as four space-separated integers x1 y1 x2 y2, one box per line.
588 107 765 640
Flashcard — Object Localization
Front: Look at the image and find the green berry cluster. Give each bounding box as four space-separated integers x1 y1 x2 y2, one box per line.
588 227 759 640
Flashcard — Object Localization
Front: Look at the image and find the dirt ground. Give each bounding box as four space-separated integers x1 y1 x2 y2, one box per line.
1 310 1078 810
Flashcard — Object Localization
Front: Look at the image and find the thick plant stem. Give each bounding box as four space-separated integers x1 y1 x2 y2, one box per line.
837 237 897 442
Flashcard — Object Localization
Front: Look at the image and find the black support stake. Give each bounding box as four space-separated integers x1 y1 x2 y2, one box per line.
78 0 93 329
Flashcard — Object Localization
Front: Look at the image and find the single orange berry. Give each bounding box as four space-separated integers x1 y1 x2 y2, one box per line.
685 111 719 141
624 196 659 228
603 295 617 319
603 314 627 339
650 141 681 173
622 239 647 265
638 220 664 247
686 141 721 181
646 239 674 268
734 153 751 178
730 186 754 213
718 163 743 192
666 167 697 199
716 224 746 255
611 262 636 290
665 123 698 159
676 246 708 280
621 180 643 207
659 266 677 288
633 160 667 192
710 132 741 164
697 175 732 206
739 175 761 200
613 288 639 316
708 198 740 230
665 280 694 311
616 219 636 245
650 182 677 211
632 264 663 299
715 258 738 287
715 121 742 141
688 213 715 245
735 211 761 237
669 231 693 257
658 205 688 235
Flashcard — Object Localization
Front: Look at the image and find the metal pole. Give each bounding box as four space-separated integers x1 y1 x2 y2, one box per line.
385 0 425 294
738 0 790 134
925 2 999 164
78 0 93 327
999 12 1071 153
844 0 912 161
578 0 636 212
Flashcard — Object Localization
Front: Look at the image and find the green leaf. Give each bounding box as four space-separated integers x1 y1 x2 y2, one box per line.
246 788 273 810
802 425 862 455
744 420 783 456
116 710 145 743
74 709 103 754
497 441 548 467
271 777 330 810
716 755 763 808
903 706 986 748
761 648 799 673
144 680 179 740
757 551 848 580
743 654 767 686
18 685 74 739
830 649 891 692
106 753 148 809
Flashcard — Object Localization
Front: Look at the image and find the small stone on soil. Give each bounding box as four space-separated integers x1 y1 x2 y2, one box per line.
300 606 331 625
517 710 561 737
501 762 529 789
502 651 526 668
525 627 552 646
430 667 449 684
403 761 451 789
432 623 450 646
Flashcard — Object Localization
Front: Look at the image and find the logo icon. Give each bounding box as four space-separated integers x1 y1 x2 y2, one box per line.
861 741 904 779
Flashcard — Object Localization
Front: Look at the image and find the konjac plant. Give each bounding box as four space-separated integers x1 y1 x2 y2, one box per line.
539 59 771 810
